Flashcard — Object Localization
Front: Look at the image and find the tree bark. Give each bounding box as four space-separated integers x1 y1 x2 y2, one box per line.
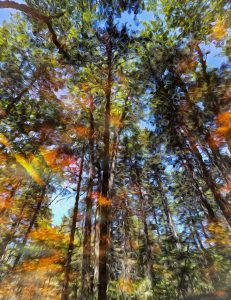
61 147 85 300
81 96 95 299
98 14 113 300
180 154 218 222
135 166 155 291
156 175 180 249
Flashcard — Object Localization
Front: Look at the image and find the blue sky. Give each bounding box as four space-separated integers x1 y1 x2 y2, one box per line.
0 0 24 23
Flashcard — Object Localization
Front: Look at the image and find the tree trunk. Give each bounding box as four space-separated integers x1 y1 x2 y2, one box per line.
180 154 218 223
81 96 95 299
98 14 113 300
13 183 47 268
61 147 85 300
135 166 155 291
156 176 180 249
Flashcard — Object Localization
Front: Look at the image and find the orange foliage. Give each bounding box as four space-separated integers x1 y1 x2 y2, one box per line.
220 182 231 194
0 216 8 225
217 112 231 127
29 226 69 245
209 133 224 148
214 290 226 297
17 253 62 273
0 199 12 210
40 147 79 175
211 112 231 147
0 189 13 210
0 152 7 166
40 147 58 169
75 126 91 139
93 192 112 206
100 234 109 244
0 250 63 299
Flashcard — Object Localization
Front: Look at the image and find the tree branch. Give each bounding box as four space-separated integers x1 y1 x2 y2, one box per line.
0 1 70 60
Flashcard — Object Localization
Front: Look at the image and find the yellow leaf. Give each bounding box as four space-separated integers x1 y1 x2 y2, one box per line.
212 20 227 40
0 133 10 147
15 154 44 186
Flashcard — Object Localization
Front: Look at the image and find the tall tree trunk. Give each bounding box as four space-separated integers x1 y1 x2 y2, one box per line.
152 207 161 243
189 210 206 252
108 93 129 200
61 147 85 300
93 160 102 296
98 14 113 300
81 96 95 299
156 176 180 249
135 166 155 291
180 154 218 222
203 142 229 184
93 204 100 296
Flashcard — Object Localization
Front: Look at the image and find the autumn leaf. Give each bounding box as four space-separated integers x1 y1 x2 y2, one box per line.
15 154 45 186
211 20 227 41
40 147 58 168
